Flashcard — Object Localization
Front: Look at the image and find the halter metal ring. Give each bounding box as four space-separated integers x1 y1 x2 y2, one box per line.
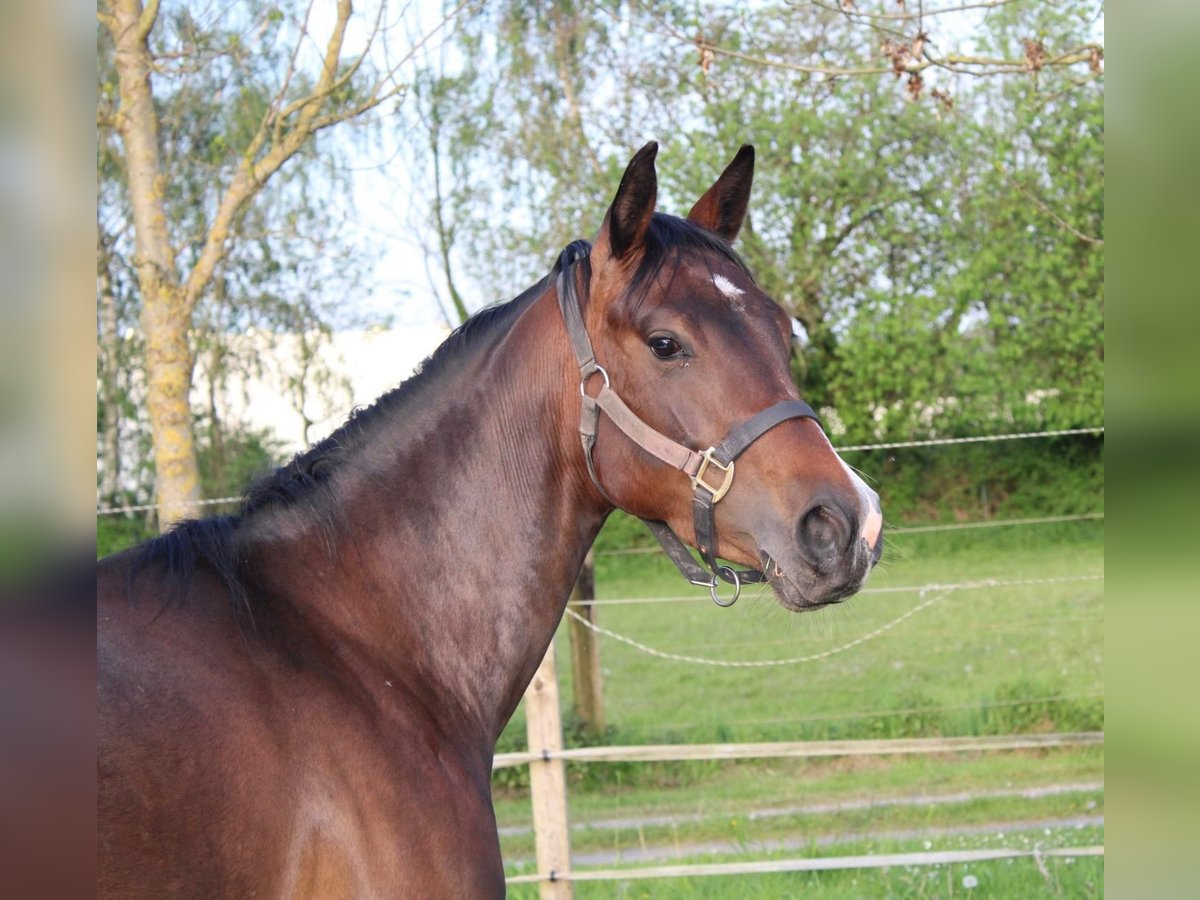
580 365 610 399
709 566 741 607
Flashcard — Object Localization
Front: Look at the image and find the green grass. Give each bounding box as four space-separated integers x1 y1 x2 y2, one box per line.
498 519 1103 756
494 747 1104 859
495 745 1103 829
500 780 1102 862
493 519 1104 894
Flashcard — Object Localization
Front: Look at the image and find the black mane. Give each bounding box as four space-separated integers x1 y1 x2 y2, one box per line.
128 249 568 611
129 216 750 609
637 213 752 285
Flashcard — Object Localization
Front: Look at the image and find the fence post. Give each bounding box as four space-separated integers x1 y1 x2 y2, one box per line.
524 637 572 899
567 549 605 738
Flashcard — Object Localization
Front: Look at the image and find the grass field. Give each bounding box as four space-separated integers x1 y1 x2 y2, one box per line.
493 518 1104 896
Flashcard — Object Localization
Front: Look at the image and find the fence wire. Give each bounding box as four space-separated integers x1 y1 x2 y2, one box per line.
564 574 1103 668
598 512 1104 557
834 425 1103 452
94 425 1104 516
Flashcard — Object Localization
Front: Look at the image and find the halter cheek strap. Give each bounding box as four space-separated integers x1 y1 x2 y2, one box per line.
555 242 822 607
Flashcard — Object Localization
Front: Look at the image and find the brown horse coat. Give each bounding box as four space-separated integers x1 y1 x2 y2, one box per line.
98 144 881 897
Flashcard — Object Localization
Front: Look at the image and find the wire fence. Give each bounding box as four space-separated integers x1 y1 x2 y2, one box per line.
833 425 1103 452
509 564 1105 889
494 730 1103 770
94 424 1104 516
563 574 1101 667
596 511 1104 557
516 440 1101 892
96 494 243 517
568 571 1104 609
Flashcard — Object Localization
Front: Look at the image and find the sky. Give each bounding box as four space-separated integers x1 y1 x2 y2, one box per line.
306 0 475 331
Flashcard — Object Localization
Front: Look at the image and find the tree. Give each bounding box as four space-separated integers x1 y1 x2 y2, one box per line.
97 0 454 527
822 0 1104 439
415 0 1102 440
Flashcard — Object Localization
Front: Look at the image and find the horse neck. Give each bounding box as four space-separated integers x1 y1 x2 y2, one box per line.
248 286 606 746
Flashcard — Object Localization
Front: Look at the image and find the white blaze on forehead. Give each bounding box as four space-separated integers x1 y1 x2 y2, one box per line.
712 274 745 302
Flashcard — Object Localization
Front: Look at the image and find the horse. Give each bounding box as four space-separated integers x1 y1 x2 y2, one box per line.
97 143 883 897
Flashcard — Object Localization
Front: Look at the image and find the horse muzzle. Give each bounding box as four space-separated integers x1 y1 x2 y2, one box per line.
761 486 883 611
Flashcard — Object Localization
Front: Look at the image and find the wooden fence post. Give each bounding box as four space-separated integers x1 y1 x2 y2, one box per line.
524 637 572 899
567 549 605 738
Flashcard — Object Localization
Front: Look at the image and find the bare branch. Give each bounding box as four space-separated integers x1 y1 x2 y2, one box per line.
135 0 160 42
1010 178 1104 246
368 0 474 92
683 33 890 77
268 0 317 149
182 0 469 316
924 43 1103 77
677 27 1103 82
181 0 352 313
810 0 1023 21
275 0 355 127
326 1 388 101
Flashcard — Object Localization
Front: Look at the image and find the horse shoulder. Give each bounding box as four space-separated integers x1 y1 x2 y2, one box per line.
97 555 504 897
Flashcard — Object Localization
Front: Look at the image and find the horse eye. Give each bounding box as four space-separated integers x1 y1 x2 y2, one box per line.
648 336 683 360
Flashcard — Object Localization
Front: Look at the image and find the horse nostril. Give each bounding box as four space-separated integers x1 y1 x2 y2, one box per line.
797 501 854 566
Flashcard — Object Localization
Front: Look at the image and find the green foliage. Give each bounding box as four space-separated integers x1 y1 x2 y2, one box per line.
427 0 1103 443
845 436 1104 526
591 437 1103 558
96 516 156 560
96 421 289 559
594 509 658 554
194 422 288 507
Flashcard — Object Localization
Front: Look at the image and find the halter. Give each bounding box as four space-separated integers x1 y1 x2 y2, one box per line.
555 241 822 607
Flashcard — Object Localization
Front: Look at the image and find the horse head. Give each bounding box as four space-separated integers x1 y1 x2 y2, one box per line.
573 142 882 610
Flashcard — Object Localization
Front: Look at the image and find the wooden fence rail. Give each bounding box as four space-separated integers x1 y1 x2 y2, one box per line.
505 845 1104 885
504 693 1103 897
494 730 1104 770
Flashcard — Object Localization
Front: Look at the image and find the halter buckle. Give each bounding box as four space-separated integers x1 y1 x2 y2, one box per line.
692 448 735 503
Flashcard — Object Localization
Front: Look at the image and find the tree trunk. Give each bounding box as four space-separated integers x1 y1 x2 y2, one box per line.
107 0 202 528
97 237 122 503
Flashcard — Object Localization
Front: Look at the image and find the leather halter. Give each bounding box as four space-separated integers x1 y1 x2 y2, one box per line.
554 241 822 607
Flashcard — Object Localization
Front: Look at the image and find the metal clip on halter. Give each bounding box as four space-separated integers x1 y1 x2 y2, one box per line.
705 566 741 607
691 448 735 504
579 364 610 398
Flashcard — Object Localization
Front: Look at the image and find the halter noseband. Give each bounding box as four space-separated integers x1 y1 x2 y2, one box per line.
555 241 822 607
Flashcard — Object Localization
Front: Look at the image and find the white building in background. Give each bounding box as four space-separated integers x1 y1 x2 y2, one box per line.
196 324 451 455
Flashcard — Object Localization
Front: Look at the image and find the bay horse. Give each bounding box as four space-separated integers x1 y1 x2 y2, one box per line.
98 143 883 897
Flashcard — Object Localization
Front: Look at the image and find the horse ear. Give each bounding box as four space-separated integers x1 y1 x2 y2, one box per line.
599 142 659 261
686 145 755 243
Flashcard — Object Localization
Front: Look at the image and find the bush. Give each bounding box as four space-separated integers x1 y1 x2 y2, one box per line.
590 435 1104 556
